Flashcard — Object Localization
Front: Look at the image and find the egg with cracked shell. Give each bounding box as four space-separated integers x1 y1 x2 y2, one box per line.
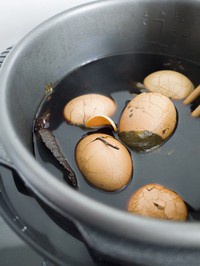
75 133 133 191
118 92 177 152
143 70 194 99
63 94 116 126
128 184 188 221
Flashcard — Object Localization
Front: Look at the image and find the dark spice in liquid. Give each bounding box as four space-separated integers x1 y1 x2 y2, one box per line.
33 53 200 217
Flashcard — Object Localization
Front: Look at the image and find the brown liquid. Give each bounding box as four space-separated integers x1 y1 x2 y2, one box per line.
33 53 200 216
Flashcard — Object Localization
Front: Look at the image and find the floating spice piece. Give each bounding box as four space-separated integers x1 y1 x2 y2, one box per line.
44 82 54 95
63 94 116 126
34 111 50 131
183 85 200 105
75 133 132 191
85 115 117 131
128 184 188 221
131 81 146 93
34 114 78 188
118 92 177 152
38 129 77 188
191 105 200 118
144 70 194 99
183 85 200 118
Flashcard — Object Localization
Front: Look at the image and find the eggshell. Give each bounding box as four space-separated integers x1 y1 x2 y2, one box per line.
128 184 188 221
75 133 132 191
63 94 116 125
144 70 194 99
118 92 177 151
85 115 117 131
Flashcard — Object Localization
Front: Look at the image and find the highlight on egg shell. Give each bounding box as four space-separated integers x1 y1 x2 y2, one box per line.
75 133 133 191
128 184 188 221
63 94 116 126
143 70 194 99
118 92 177 152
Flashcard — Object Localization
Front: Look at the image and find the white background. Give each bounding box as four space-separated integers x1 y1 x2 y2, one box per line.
0 0 96 52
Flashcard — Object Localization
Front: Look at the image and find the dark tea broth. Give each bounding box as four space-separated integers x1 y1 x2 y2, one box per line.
33 53 200 216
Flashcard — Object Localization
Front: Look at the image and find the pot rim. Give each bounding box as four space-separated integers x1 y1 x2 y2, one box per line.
1 0 200 248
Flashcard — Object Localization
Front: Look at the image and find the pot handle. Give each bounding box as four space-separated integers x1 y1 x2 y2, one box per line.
0 142 14 169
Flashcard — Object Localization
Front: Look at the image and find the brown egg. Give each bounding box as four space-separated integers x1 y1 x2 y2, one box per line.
75 133 132 191
63 94 116 126
118 92 177 152
144 70 194 99
128 184 188 221
85 115 117 132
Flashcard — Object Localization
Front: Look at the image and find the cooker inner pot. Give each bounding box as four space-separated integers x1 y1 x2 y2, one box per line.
1 0 200 245
33 52 200 217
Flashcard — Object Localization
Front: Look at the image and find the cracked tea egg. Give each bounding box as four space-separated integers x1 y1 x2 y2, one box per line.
64 94 116 126
75 133 132 191
143 70 194 99
119 92 177 152
128 184 188 221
